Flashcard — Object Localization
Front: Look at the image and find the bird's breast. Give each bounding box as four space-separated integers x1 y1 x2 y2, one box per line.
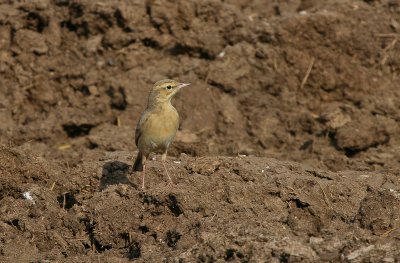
139 105 179 151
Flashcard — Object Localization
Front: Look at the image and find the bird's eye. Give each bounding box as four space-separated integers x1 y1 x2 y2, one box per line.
166 85 172 90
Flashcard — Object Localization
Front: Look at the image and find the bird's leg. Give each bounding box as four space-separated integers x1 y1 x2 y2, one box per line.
141 156 147 189
141 164 146 189
161 152 173 185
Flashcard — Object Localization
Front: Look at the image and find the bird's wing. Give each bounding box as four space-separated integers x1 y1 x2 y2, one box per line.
135 110 151 146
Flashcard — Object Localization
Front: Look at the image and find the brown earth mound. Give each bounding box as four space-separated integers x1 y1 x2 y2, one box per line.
1 146 399 262
0 0 399 262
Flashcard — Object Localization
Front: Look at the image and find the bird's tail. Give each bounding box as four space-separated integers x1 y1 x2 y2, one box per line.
133 151 143 171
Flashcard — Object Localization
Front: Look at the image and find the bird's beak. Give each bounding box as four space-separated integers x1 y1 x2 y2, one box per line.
177 83 190 89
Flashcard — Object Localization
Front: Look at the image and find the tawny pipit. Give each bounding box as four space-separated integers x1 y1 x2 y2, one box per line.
133 79 190 189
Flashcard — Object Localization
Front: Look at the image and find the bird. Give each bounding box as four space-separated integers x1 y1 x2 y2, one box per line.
132 79 190 189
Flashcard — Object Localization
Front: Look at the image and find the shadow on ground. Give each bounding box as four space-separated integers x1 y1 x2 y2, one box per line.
100 161 134 190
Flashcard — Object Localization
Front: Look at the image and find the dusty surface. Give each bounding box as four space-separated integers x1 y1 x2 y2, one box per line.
0 0 399 262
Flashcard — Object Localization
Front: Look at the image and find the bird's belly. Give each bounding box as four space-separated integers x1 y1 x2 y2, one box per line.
140 113 179 152
146 129 176 150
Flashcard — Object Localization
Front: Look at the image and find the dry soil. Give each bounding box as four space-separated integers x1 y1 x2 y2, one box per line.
0 0 399 262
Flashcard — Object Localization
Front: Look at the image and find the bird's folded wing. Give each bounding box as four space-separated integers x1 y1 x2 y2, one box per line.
135 110 152 146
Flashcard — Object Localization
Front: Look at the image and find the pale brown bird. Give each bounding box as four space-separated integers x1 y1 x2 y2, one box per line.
133 79 190 189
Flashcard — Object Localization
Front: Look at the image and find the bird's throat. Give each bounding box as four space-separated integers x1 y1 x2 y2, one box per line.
147 98 174 112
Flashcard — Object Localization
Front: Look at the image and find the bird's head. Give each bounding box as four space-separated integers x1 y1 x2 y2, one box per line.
148 79 190 105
